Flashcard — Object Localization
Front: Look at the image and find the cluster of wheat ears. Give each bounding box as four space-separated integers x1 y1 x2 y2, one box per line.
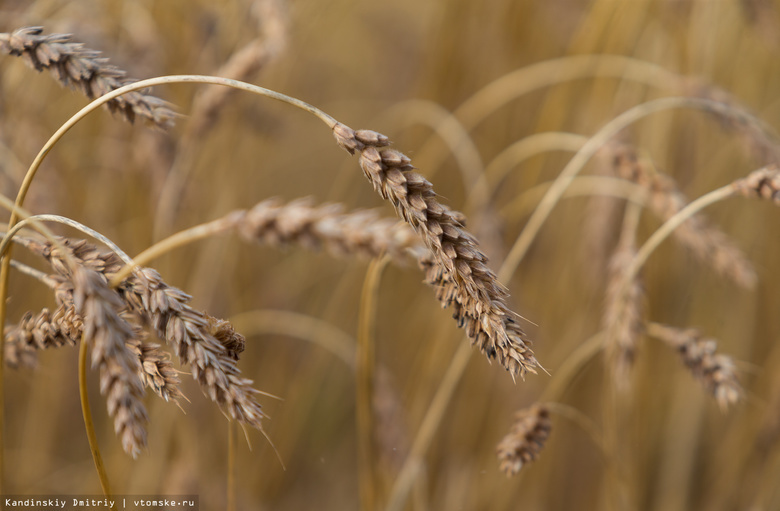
1 23 779 508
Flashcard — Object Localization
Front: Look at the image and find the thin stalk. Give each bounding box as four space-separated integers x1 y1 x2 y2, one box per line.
79 335 112 497
109 212 243 287
623 184 735 287
227 422 236 511
498 96 744 283
385 339 472 511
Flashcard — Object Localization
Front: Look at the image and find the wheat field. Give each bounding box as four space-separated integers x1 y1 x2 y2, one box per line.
1 1 780 510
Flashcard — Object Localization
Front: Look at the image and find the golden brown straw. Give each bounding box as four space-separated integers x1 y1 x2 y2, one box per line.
332 123 539 379
0 27 176 128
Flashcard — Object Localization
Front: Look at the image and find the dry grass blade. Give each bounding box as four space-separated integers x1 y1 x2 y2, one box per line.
496 403 551 476
332 123 539 379
647 322 742 411
0 27 176 128
609 143 757 288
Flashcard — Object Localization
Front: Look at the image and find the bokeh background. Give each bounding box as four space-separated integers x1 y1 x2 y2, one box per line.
2 0 780 509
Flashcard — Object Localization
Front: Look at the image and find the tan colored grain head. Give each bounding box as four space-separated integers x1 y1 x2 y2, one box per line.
496 403 551 476
237 197 426 264
72 266 149 458
648 322 742 410
332 122 539 380
20 236 263 432
0 27 177 128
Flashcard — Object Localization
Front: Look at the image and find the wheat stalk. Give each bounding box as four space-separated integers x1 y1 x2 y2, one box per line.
332 123 539 379
5 256 185 404
0 27 176 128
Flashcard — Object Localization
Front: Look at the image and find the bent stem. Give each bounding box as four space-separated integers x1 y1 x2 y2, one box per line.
623 183 736 287
499 96 740 283
109 212 243 287
0 75 339 487
79 335 112 497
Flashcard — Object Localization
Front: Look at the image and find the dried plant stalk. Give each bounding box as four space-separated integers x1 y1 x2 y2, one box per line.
732 165 780 203
0 27 176 128
609 143 756 288
332 123 539 379
496 404 551 476
648 322 742 410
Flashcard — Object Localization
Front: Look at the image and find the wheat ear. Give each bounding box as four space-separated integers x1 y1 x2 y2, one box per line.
72 267 149 458
647 322 741 410
20 236 263 430
0 27 176 128
733 165 780 203
332 123 539 379
496 403 551 476
603 235 645 389
237 197 427 263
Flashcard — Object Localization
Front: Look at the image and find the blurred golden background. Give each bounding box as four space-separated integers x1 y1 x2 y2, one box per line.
2 0 780 510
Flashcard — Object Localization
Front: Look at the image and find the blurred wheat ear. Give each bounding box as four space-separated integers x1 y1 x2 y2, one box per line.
0 27 177 128
496 403 551 476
